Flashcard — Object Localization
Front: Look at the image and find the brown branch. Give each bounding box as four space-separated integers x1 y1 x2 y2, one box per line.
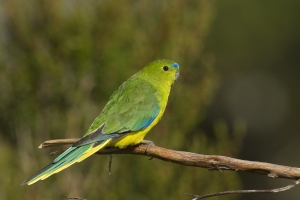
39 138 81 148
65 197 87 200
184 178 300 199
39 138 300 180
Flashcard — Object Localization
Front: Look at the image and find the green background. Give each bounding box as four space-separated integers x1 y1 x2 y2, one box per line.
0 1 299 200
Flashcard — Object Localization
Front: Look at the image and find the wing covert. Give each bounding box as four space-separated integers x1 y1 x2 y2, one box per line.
86 77 160 136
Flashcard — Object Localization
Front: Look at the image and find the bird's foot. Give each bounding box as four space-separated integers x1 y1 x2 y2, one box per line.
139 140 155 158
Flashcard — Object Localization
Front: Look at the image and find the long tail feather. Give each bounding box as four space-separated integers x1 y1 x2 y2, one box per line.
22 139 111 185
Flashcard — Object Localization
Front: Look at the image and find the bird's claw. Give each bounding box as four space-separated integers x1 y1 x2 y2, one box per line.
139 140 155 158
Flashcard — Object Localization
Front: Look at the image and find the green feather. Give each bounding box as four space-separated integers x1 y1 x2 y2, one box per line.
23 59 180 185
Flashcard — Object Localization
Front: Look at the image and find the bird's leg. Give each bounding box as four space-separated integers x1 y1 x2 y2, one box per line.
139 140 155 156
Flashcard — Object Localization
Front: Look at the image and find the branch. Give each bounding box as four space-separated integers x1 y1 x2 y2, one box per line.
100 146 300 180
184 178 300 199
39 138 300 180
39 138 300 199
38 138 80 148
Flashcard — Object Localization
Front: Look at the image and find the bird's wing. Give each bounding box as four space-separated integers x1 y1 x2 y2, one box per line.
75 77 160 147
103 78 160 133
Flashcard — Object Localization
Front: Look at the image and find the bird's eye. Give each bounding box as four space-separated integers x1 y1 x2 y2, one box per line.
163 66 169 71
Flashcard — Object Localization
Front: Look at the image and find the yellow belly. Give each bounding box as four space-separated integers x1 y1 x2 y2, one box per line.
109 108 164 149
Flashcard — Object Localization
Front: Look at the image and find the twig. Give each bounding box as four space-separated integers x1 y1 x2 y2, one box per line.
39 138 80 148
109 154 112 175
50 148 69 155
184 178 300 199
39 138 300 180
65 196 87 200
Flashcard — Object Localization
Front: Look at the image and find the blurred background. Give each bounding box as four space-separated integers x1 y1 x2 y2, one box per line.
0 0 299 199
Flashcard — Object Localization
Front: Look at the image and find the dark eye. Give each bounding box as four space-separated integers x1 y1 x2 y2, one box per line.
163 66 169 71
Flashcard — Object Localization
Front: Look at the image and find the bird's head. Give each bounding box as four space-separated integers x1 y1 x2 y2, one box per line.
139 59 180 88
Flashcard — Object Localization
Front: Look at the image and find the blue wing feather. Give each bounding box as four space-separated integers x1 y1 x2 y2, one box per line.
131 106 160 131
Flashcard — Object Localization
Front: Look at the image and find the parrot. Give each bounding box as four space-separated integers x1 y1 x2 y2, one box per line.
22 59 180 185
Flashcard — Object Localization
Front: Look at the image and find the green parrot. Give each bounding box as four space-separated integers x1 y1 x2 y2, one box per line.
22 59 179 185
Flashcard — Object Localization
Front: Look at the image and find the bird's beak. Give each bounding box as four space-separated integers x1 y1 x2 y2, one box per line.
175 69 180 82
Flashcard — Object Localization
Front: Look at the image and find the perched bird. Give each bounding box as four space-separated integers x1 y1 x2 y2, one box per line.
22 59 180 185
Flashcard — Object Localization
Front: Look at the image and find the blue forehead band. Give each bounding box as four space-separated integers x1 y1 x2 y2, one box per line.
171 63 179 69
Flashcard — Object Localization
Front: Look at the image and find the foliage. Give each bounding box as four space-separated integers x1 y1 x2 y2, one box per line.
0 1 243 199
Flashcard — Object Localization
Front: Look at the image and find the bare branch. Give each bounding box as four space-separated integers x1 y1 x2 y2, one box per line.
39 138 80 148
184 178 300 199
39 138 300 180
109 154 113 175
65 197 87 200
40 138 300 199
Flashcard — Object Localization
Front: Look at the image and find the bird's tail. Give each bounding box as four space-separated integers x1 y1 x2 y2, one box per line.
22 139 112 185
